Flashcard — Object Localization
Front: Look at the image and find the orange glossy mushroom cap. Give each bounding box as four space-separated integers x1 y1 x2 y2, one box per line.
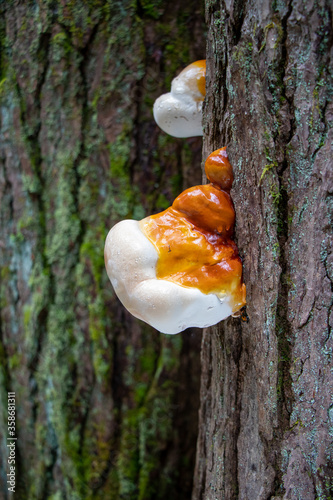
172 184 235 235
140 147 246 313
205 147 234 191
106 147 246 334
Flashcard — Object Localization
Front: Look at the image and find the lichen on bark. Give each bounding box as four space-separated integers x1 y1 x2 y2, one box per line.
0 1 205 498
193 1 333 499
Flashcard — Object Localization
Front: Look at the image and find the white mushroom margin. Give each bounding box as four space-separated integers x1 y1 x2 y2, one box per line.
153 66 204 138
104 220 233 334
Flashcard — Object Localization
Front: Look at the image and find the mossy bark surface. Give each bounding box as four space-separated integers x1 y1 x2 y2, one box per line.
0 2 205 499
193 0 333 499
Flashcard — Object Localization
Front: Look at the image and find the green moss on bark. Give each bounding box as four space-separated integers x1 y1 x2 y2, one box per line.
1 1 204 498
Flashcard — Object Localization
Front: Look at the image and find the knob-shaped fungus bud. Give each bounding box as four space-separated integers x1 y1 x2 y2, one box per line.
104 147 246 334
153 60 206 138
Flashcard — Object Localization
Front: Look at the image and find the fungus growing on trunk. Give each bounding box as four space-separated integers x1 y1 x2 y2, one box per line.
153 60 206 137
104 147 246 334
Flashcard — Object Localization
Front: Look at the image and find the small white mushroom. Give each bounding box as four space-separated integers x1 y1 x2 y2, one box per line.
153 60 206 138
104 220 233 334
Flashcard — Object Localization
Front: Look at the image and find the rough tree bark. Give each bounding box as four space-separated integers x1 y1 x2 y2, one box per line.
193 0 332 499
0 2 205 499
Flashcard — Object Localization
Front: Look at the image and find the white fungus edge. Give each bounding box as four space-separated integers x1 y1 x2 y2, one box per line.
153 66 204 138
104 219 233 335
153 93 203 138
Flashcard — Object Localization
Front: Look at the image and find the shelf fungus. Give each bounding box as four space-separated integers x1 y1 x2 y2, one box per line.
105 147 246 334
153 60 206 137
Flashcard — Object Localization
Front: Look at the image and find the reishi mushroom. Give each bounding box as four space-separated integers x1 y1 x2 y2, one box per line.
153 60 206 138
104 147 246 334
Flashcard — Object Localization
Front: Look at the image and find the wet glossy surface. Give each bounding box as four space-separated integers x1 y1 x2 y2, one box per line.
205 146 234 191
140 148 246 311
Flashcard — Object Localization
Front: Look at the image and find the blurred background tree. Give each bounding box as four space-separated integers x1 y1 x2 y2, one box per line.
0 1 205 498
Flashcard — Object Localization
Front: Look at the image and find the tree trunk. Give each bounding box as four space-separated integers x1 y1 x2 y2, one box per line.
193 0 333 499
0 2 205 499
